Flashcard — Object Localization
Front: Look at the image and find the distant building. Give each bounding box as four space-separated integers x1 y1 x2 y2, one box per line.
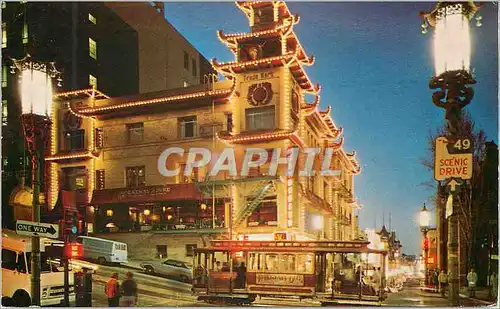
104 2 215 93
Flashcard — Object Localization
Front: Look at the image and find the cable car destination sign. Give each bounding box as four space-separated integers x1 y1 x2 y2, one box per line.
434 136 473 181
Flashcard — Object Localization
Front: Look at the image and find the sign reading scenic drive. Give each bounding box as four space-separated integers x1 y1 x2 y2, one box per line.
434 136 473 181
16 220 59 239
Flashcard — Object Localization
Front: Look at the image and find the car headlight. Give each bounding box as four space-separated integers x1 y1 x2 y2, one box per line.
42 288 48 299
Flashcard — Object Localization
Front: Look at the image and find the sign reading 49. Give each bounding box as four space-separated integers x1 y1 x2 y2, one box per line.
446 137 474 155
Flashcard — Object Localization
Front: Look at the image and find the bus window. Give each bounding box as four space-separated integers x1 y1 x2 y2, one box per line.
16 252 27 273
27 252 58 273
296 253 314 274
264 254 278 272
248 253 263 271
2 248 17 270
279 254 296 273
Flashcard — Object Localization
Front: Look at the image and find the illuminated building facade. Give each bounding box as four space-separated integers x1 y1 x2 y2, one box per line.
48 1 361 261
1 2 215 228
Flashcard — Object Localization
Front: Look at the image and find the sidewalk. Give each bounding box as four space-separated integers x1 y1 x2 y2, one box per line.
459 287 497 304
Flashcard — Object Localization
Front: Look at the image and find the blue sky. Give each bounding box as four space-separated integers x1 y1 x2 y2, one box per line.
164 2 499 255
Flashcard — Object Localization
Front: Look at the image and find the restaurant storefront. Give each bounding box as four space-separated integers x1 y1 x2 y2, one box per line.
89 183 228 233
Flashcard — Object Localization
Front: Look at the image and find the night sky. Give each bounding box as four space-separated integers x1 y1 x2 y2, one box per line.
164 2 499 255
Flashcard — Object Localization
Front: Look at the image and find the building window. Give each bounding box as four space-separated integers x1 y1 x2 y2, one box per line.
88 13 97 24
126 166 145 187
245 106 275 131
185 244 197 257
89 38 97 59
156 245 167 259
226 113 233 132
191 58 197 77
95 128 103 148
96 169 105 190
178 116 197 139
2 23 6 48
89 74 97 89
62 167 87 190
65 129 85 150
2 66 7 88
183 81 189 88
126 122 144 144
22 23 28 44
183 51 189 70
248 197 277 227
2 99 7 126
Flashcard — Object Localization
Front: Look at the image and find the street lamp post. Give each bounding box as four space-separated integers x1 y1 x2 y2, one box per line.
11 54 61 306
419 203 431 287
420 2 482 306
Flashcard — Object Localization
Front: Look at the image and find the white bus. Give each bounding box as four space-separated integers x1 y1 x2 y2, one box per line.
76 236 128 265
2 230 75 306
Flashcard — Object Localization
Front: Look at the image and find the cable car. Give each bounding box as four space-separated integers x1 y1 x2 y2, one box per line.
192 239 388 306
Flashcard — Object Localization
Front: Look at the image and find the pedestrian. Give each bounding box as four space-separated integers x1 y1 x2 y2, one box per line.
371 267 381 296
438 270 448 297
105 272 120 307
466 268 478 297
120 272 138 307
236 262 247 288
215 261 222 272
433 270 439 290
489 271 498 300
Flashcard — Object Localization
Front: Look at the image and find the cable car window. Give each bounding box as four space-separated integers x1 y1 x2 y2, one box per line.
264 253 279 272
296 253 314 274
248 252 263 271
279 254 296 273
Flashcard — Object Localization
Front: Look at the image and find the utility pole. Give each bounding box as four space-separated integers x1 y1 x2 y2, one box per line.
31 152 41 306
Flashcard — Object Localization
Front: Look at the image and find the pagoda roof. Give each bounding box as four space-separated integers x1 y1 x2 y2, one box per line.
67 81 235 119
212 49 316 92
378 225 390 238
217 13 312 64
217 129 305 148
54 88 110 100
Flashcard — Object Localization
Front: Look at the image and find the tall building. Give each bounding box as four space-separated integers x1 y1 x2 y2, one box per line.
1 2 215 229
48 1 362 262
104 2 215 93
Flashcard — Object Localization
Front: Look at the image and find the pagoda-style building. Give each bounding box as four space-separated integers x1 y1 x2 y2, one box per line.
212 1 361 241
44 1 363 262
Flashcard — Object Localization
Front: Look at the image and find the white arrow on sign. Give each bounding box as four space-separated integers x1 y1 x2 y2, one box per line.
16 220 59 239
448 179 460 192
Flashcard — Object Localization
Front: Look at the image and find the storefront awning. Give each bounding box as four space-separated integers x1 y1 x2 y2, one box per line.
90 183 203 205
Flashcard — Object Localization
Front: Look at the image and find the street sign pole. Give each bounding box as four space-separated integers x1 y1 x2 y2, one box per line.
447 180 460 306
31 161 41 307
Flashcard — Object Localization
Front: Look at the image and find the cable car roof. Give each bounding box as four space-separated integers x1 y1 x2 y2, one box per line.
195 240 388 254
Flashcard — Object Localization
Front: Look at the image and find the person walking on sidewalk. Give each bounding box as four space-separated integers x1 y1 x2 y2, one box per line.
438 270 448 297
120 272 138 306
105 273 120 307
489 271 498 300
467 268 478 297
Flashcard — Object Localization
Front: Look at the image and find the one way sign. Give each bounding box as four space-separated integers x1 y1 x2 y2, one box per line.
16 220 59 239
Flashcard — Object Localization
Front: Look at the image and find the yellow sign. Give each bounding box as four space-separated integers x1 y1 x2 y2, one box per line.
274 232 287 241
434 136 473 181
256 274 304 286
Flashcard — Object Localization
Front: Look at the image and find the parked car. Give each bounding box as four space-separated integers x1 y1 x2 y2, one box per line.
139 259 192 283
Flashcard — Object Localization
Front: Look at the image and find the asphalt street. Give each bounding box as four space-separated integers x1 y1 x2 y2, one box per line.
88 264 495 307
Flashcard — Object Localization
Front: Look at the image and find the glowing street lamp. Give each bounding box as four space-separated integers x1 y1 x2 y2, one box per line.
419 3 483 305
419 203 431 287
10 54 61 306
